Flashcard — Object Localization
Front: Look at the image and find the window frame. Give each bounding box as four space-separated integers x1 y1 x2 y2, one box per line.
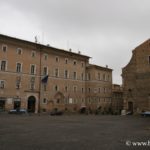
17 48 23 55
16 62 22 73
30 64 36 75
2 44 7 52
0 80 5 89
0 60 7 71
43 66 48 76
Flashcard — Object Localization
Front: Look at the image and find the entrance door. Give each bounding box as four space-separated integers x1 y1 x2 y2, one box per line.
128 101 133 113
28 96 36 113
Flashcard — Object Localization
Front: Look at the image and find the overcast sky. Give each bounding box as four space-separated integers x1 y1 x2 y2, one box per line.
0 0 150 84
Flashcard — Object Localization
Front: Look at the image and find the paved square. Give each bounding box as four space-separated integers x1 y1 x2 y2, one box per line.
0 114 150 150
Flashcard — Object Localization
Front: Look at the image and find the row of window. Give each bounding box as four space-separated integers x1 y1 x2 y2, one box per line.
87 72 111 82
1 44 85 66
42 97 111 104
0 61 111 82
0 61 83 80
0 80 111 94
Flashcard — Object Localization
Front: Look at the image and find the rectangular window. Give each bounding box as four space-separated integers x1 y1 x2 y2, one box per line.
65 86 68 92
99 98 101 103
73 99 76 104
16 76 21 89
43 67 48 75
81 62 84 67
82 88 84 93
107 75 110 81
2 45 7 52
44 54 48 60
99 88 101 93
1 61 7 71
98 73 101 80
54 85 58 91
55 68 59 77
17 48 22 55
73 72 77 80
55 56 59 62
0 80 5 89
104 87 106 93
16 63 22 73
73 60 77 65
103 74 105 81
16 81 21 89
30 65 36 75
65 58 68 64
43 98 47 104
64 70 68 78
73 86 77 92
31 51 36 57
87 73 91 80
81 73 84 80
30 77 35 83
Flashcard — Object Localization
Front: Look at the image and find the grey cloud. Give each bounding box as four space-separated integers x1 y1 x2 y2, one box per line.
0 0 150 84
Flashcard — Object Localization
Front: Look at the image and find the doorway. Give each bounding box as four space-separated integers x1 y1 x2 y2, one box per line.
28 96 36 113
128 101 133 113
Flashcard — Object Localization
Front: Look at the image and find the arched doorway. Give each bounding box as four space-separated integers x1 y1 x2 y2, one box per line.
28 96 36 113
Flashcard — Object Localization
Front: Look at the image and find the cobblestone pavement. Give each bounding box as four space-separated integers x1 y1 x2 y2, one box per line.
0 114 150 150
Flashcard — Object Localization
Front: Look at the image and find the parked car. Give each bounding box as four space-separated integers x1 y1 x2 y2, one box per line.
8 108 27 114
50 109 63 116
126 111 133 115
141 111 150 117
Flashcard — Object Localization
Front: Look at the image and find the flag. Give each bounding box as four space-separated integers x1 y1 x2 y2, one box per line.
41 75 49 83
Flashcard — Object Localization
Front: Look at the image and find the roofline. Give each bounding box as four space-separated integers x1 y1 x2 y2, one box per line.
86 64 113 71
0 34 91 59
133 38 150 51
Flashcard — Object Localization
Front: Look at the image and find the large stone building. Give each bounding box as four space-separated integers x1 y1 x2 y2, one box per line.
0 34 112 113
86 65 112 113
111 84 123 114
122 39 150 113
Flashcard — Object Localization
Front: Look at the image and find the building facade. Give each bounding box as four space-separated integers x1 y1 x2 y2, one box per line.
112 84 123 114
0 34 112 113
122 39 150 113
85 65 112 113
